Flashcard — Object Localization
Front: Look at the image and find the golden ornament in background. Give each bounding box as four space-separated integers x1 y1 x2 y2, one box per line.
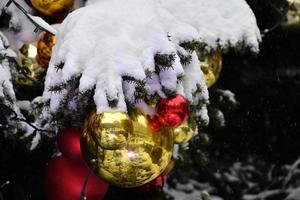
36 32 56 68
81 109 174 187
173 120 196 144
15 44 45 88
200 49 222 88
31 0 74 16
287 0 300 24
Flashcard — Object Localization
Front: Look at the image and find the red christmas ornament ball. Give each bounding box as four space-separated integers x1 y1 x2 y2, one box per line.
44 155 109 200
135 175 167 193
57 128 82 161
156 94 189 128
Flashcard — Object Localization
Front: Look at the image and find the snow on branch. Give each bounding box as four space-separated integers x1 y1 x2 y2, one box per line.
161 0 261 51
47 0 262 118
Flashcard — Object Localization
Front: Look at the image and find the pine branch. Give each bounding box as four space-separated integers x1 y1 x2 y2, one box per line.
122 75 146 86
177 51 192 65
48 82 67 93
54 62 64 72
180 41 205 52
0 103 54 134
154 53 176 72
48 75 81 93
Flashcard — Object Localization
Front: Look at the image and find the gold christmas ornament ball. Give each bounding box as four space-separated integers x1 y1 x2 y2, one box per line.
15 44 45 88
200 49 222 88
31 0 74 16
36 32 56 68
173 121 196 144
81 109 174 187
287 0 300 24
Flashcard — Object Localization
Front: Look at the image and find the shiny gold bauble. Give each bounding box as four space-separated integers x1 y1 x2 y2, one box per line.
287 0 300 24
81 109 174 188
88 112 133 150
173 120 196 144
200 49 222 88
36 32 56 68
14 44 45 88
31 0 74 16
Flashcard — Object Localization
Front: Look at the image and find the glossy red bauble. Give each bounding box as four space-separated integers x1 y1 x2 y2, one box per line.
44 155 109 200
57 128 82 161
136 175 167 193
156 94 189 128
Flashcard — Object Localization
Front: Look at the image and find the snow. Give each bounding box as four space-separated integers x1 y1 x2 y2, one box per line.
46 0 264 114
1 0 261 137
0 33 16 100
43 0 259 114
0 0 40 49
160 0 261 51
286 187 300 200
27 14 57 35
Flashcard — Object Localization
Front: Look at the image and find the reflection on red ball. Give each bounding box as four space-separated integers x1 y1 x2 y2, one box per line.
44 155 109 200
156 94 189 128
148 115 162 131
135 175 167 193
57 128 82 161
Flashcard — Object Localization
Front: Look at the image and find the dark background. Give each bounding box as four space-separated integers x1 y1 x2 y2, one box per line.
1 0 300 199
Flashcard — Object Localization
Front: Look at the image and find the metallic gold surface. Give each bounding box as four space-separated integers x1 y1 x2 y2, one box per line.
31 0 74 16
81 109 174 187
200 49 222 88
15 44 45 87
287 0 300 24
89 112 133 150
173 121 196 144
36 32 56 68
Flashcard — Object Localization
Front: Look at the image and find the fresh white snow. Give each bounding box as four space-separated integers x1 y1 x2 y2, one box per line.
43 0 260 114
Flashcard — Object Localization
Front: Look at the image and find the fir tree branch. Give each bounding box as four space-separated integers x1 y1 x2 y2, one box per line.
54 62 64 72
154 53 176 72
180 41 205 52
177 51 192 66
1 103 54 134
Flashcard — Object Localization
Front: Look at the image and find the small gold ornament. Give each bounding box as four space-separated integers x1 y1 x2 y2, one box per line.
31 0 74 16
173 120 196 144
81 109 174 187
287 0 300 24
14 44 45 93
36 32 56 68
200 49 222 88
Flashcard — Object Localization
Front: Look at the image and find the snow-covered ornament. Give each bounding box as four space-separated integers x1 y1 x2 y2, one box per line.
81 109 173 188
31 0 74 16
199 49 223 88
36 32 56 68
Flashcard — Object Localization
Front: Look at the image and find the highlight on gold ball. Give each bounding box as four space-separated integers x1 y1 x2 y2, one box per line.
31 0 74 16
36 32 56 68
81 109 174 188
199 49 223 88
